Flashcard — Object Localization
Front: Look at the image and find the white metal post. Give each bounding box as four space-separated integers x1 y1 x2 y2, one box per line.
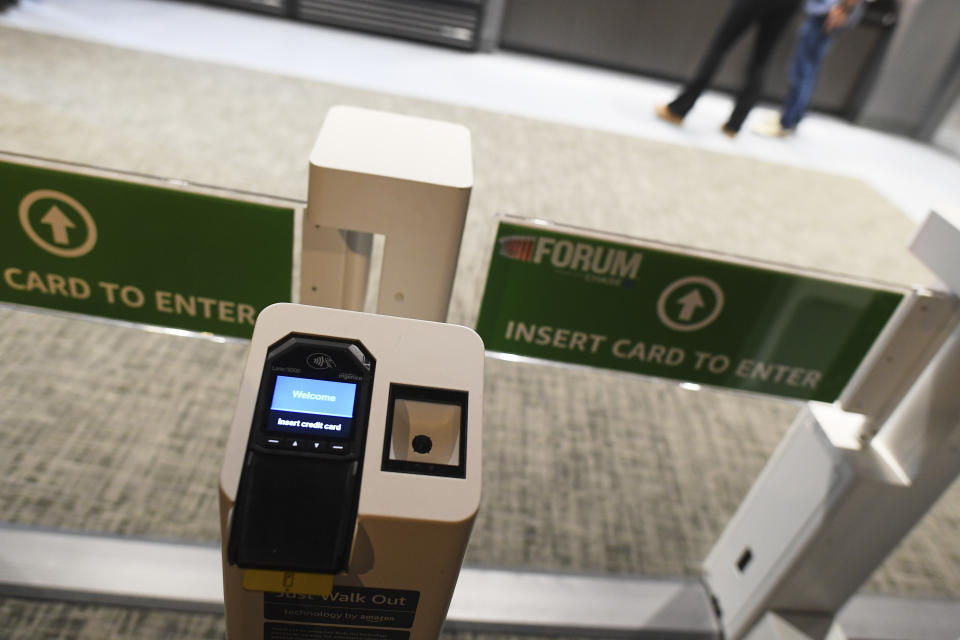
300 106 473 322
704 209 960 640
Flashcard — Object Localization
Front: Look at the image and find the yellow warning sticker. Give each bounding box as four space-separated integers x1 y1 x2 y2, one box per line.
243 569 334 596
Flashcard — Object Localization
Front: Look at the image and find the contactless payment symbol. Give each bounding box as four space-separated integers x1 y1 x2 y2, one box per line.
19 189 98 258
307 353 337 370
657 275 724 331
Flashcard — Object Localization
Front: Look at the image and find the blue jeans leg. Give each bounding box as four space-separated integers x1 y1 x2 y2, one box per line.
781 17 831 130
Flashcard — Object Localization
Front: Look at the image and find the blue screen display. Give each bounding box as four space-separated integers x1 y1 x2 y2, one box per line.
266 376 357 438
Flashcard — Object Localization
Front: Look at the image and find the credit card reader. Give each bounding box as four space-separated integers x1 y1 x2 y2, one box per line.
227 334 374 576
220 303 483 640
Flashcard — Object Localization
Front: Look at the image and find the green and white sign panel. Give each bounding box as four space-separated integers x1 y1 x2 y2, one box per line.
1 158 295 339
476 219 905 402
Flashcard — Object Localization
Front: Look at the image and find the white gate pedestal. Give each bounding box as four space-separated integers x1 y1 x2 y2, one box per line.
705 210 960 640
300 106 472 322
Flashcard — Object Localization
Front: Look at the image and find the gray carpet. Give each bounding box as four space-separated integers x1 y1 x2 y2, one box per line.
1 26 958 639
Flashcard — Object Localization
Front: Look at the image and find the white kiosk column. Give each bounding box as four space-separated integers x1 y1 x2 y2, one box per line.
703 210 960 640
299 106 473 322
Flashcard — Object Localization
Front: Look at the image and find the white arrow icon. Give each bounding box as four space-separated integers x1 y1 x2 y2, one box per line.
19 190 98 258
657 276 725 332
40 205 76 245
676 289 705 321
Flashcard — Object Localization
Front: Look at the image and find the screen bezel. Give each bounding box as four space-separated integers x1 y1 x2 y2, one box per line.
265 375 358 439
247 333 375 459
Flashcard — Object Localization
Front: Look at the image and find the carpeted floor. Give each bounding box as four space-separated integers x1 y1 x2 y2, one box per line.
1 26 957 639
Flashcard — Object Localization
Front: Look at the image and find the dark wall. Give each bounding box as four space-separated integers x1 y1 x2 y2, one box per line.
858 0 960 136
499 0 892 117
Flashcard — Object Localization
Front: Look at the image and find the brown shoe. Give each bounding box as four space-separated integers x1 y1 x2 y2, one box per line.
655 104 684 126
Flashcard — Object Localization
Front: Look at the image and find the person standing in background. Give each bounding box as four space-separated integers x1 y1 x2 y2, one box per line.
754 0 865 136
655 0 803 138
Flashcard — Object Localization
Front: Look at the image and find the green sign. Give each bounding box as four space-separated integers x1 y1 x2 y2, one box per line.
1 159 295 339
476 220 905 401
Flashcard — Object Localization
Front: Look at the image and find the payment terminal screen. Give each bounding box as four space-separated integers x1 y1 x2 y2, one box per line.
266 375 357 438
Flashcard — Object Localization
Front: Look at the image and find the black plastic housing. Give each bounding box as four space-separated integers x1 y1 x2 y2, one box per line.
227 333 375 574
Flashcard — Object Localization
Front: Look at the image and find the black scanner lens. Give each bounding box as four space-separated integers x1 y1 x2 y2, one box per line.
412 435 433 454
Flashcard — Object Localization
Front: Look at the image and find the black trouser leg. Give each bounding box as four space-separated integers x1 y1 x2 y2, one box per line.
724 3 797 131
668 0 757 118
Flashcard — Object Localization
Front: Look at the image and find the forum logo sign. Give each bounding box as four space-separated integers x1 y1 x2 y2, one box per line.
498 235 643 286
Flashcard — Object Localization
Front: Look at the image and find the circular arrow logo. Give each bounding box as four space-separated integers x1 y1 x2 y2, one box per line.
657 276 724 331
18 189 98 258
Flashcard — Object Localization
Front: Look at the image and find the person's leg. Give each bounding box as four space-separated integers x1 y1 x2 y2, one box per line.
666 0 757 119
780 16 831 130
779 22 811 130
724 1 799 133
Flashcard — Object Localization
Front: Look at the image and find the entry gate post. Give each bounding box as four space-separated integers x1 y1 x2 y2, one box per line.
704 210 960 640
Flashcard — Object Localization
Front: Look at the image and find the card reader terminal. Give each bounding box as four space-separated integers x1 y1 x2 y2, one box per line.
227 333 374 575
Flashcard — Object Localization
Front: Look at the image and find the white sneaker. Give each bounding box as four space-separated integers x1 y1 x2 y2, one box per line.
752 118 793 138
